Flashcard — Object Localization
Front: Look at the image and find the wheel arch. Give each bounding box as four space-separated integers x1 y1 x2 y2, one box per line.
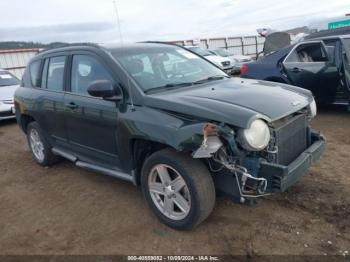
130 138 173 185
19 114 36 134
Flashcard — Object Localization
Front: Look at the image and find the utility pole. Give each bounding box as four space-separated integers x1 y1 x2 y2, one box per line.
112 0 123 44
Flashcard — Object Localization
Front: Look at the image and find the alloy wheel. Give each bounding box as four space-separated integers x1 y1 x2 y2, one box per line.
148 164 191 220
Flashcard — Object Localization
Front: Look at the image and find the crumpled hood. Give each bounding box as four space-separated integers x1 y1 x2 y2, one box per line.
144 78 312 129
0 85 18 101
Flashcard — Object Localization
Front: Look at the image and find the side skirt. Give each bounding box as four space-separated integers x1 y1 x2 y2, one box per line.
52 147 135 184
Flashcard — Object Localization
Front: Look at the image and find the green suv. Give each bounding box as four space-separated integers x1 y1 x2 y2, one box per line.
14 42 325 229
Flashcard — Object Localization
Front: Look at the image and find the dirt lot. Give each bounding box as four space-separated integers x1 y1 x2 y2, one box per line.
0 106 349 256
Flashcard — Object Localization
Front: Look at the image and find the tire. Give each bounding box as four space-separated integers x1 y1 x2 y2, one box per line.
27 122 59 166
141 148 216 230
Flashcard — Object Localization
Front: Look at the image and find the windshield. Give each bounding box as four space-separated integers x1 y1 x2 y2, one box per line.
187 46 212 56
0 71 20 87
112 45 227 92
213 48 233 57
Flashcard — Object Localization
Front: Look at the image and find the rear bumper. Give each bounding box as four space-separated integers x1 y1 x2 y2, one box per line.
259 132 325 192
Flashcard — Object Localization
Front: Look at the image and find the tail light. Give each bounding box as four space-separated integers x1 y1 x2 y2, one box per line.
240 64 247 75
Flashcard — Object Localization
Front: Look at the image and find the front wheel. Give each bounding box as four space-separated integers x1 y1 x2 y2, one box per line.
141 148 216 230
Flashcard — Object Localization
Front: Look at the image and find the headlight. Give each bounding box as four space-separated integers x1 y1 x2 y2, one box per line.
308 99 317 118
238 119 270 151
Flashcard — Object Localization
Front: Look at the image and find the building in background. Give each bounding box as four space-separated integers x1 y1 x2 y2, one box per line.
0 48 40 79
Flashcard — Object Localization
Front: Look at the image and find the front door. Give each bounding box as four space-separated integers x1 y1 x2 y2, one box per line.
64 53 121 169
283 41 339 104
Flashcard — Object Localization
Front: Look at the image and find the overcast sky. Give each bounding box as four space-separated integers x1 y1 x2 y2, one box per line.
0 0 349 43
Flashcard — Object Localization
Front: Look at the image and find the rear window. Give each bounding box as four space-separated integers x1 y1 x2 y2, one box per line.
41 56 66 91
0 71 20 87
29 60 41 87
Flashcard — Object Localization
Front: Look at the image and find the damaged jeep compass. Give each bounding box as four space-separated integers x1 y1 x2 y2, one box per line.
15 42 325 229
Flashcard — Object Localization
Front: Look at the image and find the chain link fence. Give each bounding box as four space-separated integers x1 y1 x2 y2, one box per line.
172 36 265 58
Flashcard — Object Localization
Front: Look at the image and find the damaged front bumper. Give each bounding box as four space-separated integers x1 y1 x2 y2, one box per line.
259 132 325 193
212 131 325 203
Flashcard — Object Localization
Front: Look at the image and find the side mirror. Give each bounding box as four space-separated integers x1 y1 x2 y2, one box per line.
87 80 123 101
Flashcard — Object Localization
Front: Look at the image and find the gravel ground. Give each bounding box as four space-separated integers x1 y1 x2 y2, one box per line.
0 106 349 256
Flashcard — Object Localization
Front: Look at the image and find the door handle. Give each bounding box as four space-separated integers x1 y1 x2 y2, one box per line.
291 67 302 73
66 102 79 110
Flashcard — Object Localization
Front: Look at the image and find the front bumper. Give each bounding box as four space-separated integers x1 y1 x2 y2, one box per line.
0 103 16 120
259 132 325 192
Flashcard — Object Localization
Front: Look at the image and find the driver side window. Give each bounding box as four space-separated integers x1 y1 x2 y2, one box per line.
71 55 114 95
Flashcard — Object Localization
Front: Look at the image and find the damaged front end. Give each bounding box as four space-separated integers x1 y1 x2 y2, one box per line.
192 113 325 204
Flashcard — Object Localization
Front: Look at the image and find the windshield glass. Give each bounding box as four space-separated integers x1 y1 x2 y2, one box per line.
112 45 227 92
187 46 212 56
0 71 20 87
213 48 233 57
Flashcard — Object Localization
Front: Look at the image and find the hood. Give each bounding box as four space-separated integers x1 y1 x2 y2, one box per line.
144 78 312 129
205 55 230 65
0 85 19 101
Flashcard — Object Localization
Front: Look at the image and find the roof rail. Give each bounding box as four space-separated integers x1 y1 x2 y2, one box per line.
38 42 102 54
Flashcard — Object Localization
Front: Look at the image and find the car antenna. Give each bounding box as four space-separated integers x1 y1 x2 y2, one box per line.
113 0 135 111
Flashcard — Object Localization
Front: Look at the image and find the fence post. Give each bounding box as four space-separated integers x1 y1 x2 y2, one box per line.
255 36 258 57
241 37 244 55
225 38 228 50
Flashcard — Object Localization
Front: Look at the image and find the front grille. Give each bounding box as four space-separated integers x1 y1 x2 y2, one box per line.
221 61 230 66
273 114 308 165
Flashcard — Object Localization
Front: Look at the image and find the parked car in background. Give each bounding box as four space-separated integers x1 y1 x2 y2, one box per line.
241 35 350 107
184 45 234 74
15 42 324 229
209 48 253 73
0 69 20 120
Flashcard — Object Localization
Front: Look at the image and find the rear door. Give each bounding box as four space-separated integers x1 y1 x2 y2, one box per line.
283 41 339 103
63 52 121 169
39 54 68 145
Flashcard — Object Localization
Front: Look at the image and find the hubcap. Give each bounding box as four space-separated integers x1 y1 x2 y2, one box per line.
29 129 45 162
148 164 191 220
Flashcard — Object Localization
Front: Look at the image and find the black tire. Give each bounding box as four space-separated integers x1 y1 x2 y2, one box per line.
141 148 216 230
27 122 59 166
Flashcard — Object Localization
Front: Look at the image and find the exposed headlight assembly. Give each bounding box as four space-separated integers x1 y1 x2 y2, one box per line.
308 99 317 119
238 119 270 151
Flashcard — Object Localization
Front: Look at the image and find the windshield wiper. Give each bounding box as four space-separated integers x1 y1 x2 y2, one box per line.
145 75 229 94
145 82 194 94
193 75 230 85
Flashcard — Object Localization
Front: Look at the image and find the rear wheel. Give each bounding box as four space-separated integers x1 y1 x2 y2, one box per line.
141 148 216 230
27 122 59 166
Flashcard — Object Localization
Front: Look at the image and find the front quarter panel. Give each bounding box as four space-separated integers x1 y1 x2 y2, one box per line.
116 106 207 171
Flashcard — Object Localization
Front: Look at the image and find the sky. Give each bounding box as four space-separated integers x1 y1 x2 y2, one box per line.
0 0 349 43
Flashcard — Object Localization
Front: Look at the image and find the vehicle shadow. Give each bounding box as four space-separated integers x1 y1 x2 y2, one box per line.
0 118 17 128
